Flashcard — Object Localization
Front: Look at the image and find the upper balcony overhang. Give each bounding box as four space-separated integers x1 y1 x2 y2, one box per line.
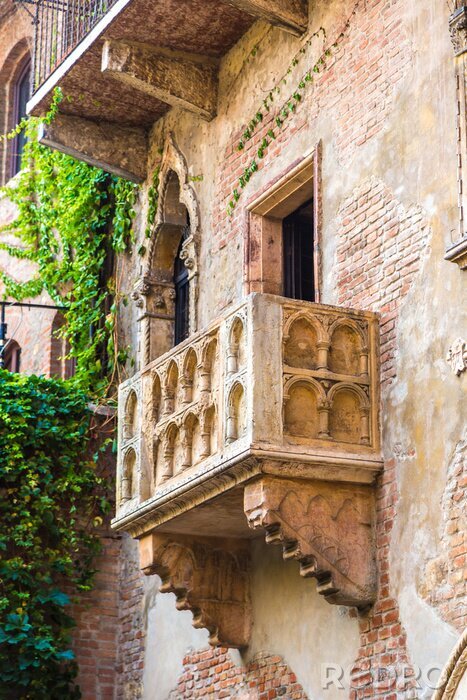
113 293 382 647
24 0 309 181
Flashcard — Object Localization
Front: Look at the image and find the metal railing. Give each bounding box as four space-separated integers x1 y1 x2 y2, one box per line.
16 0 118 92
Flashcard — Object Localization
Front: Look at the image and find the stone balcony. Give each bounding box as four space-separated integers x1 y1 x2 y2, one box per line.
113 293 382 647
25 0 309 181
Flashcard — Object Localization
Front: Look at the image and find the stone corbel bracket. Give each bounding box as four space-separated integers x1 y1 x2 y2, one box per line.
139 533 251 648
244 477 376 608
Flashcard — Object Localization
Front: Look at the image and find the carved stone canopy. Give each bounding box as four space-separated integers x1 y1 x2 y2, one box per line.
450 6 467 56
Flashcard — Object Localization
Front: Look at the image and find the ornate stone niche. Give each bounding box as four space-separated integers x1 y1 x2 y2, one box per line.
134 133 201 365
114 293 382 646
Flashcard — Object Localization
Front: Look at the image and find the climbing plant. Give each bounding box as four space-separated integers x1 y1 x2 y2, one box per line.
227 0 362 214
0 89 140 396
0 370 109 698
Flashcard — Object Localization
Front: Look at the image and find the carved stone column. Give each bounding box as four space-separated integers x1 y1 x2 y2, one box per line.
132 275 176 366
244 477 377 608
139 533 251 648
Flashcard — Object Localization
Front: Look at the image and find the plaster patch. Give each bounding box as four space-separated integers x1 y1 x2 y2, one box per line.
142 582 210 700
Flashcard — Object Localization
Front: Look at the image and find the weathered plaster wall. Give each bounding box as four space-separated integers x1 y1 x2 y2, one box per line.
114 0 466 697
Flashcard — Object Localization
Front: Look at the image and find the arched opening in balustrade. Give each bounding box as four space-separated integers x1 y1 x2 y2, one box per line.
164 360 179 415
181 347 198 404
328 384 370 445
203 405 217 457
121 447 136 504
152 372 162 424
226 382 246 444
200 336 218 394
227 317 245 375
124 390 138 441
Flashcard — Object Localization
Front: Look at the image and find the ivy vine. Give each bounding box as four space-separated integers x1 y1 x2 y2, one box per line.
227 0 362 214
0 89 139 396
0 370 109 698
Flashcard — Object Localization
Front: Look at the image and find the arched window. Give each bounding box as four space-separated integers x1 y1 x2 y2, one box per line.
173 223 190 346
3 339 21 373
11 60 31 177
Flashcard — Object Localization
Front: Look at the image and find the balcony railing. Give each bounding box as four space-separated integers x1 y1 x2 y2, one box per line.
17 0 118 91
114 293 381 538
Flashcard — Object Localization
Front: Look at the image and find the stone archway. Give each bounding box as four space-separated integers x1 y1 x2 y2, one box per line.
133 133 200 365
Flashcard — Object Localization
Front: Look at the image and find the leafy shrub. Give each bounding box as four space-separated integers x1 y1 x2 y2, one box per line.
0 370 108 698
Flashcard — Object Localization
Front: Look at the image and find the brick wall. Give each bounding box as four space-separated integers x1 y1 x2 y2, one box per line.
170 649 307 699
116 536 146 700
72 530 122 700
336 180 431 698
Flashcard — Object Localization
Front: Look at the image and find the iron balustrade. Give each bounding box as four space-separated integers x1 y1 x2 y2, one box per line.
15 0 119 92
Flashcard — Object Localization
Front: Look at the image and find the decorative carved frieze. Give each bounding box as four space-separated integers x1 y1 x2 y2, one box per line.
139 533 251 648
450 6 467 57
446 338 467 375
244 477 376 608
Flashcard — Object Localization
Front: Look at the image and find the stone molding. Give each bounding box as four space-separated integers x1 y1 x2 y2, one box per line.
244 477 376 608
433 628 467 699
139 533 251 648
445 236 467 270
